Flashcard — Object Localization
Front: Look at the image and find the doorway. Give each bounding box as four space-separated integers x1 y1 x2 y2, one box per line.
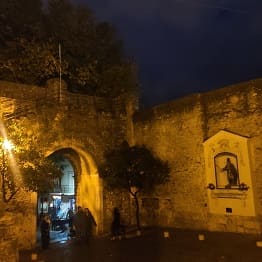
38 155 76 244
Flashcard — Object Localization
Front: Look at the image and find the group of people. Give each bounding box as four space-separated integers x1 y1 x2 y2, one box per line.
40 206 97 248
70 206 97 244
40 206 125 248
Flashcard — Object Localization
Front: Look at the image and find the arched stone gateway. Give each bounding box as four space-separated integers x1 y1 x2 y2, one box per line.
0 79 135 257
45 140 104 234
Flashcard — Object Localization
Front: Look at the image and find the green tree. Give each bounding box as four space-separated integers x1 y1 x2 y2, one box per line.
99 141 170 230
0 119 63 203
0 0 138 98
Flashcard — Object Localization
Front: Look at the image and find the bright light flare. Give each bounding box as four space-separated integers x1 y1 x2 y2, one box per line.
0 118 22 189
2 139 14 151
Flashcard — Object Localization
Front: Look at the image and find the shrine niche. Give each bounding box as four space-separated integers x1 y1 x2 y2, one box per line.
203 130 255 217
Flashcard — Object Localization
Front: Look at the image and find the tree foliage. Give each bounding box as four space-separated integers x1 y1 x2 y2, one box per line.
99 141 170 229
0 118 63 202
0 0 138 97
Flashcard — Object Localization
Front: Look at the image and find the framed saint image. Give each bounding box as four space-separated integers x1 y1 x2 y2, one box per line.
214 152 240 189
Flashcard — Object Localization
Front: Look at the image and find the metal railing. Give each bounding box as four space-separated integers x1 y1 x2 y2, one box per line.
53 185 74 194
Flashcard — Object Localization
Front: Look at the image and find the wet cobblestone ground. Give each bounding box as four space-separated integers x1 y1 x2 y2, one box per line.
19 228 262 262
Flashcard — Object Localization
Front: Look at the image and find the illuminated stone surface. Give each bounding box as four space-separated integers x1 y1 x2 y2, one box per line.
133 79 261 232
0 78 261 261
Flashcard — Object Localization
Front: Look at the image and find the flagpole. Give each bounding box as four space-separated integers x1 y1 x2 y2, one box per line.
59 43 62 103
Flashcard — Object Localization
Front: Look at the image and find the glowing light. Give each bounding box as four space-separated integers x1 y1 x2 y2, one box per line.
0 118 22 202
2 139 14 151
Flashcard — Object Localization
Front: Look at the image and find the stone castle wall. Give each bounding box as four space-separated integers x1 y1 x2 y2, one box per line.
0 77 261 260
201 79 262 232
133 78 262 232
133 94 207 229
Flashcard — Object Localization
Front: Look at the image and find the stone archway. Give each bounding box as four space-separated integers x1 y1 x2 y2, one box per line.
45 140 103 234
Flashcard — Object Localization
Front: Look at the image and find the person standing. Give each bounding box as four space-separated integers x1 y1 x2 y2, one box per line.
111 207 121 240
66 208 74 231
73 206 86 243
84 208 97 244
40 214 51 249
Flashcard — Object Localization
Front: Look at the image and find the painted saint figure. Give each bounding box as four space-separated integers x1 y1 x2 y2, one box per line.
222 158 239 186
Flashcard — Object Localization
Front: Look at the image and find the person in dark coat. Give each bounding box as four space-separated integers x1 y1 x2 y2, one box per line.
40 214 51 249
111 207 121 240
66 208 74 230
84 208 97 243
73 206 87 242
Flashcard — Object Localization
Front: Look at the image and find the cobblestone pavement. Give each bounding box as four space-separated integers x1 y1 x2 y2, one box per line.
19 228 262 262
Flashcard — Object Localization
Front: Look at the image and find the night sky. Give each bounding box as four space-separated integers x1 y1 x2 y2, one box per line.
75 0 262 107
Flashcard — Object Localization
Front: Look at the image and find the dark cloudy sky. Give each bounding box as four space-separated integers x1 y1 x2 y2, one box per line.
75 0 262 107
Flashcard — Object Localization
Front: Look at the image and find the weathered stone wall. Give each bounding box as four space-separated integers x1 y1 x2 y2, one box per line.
133 95 208 229
201 79 262 232
0 188 37 261
102 188 132 233
133 78 262 232
0 212 19 262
